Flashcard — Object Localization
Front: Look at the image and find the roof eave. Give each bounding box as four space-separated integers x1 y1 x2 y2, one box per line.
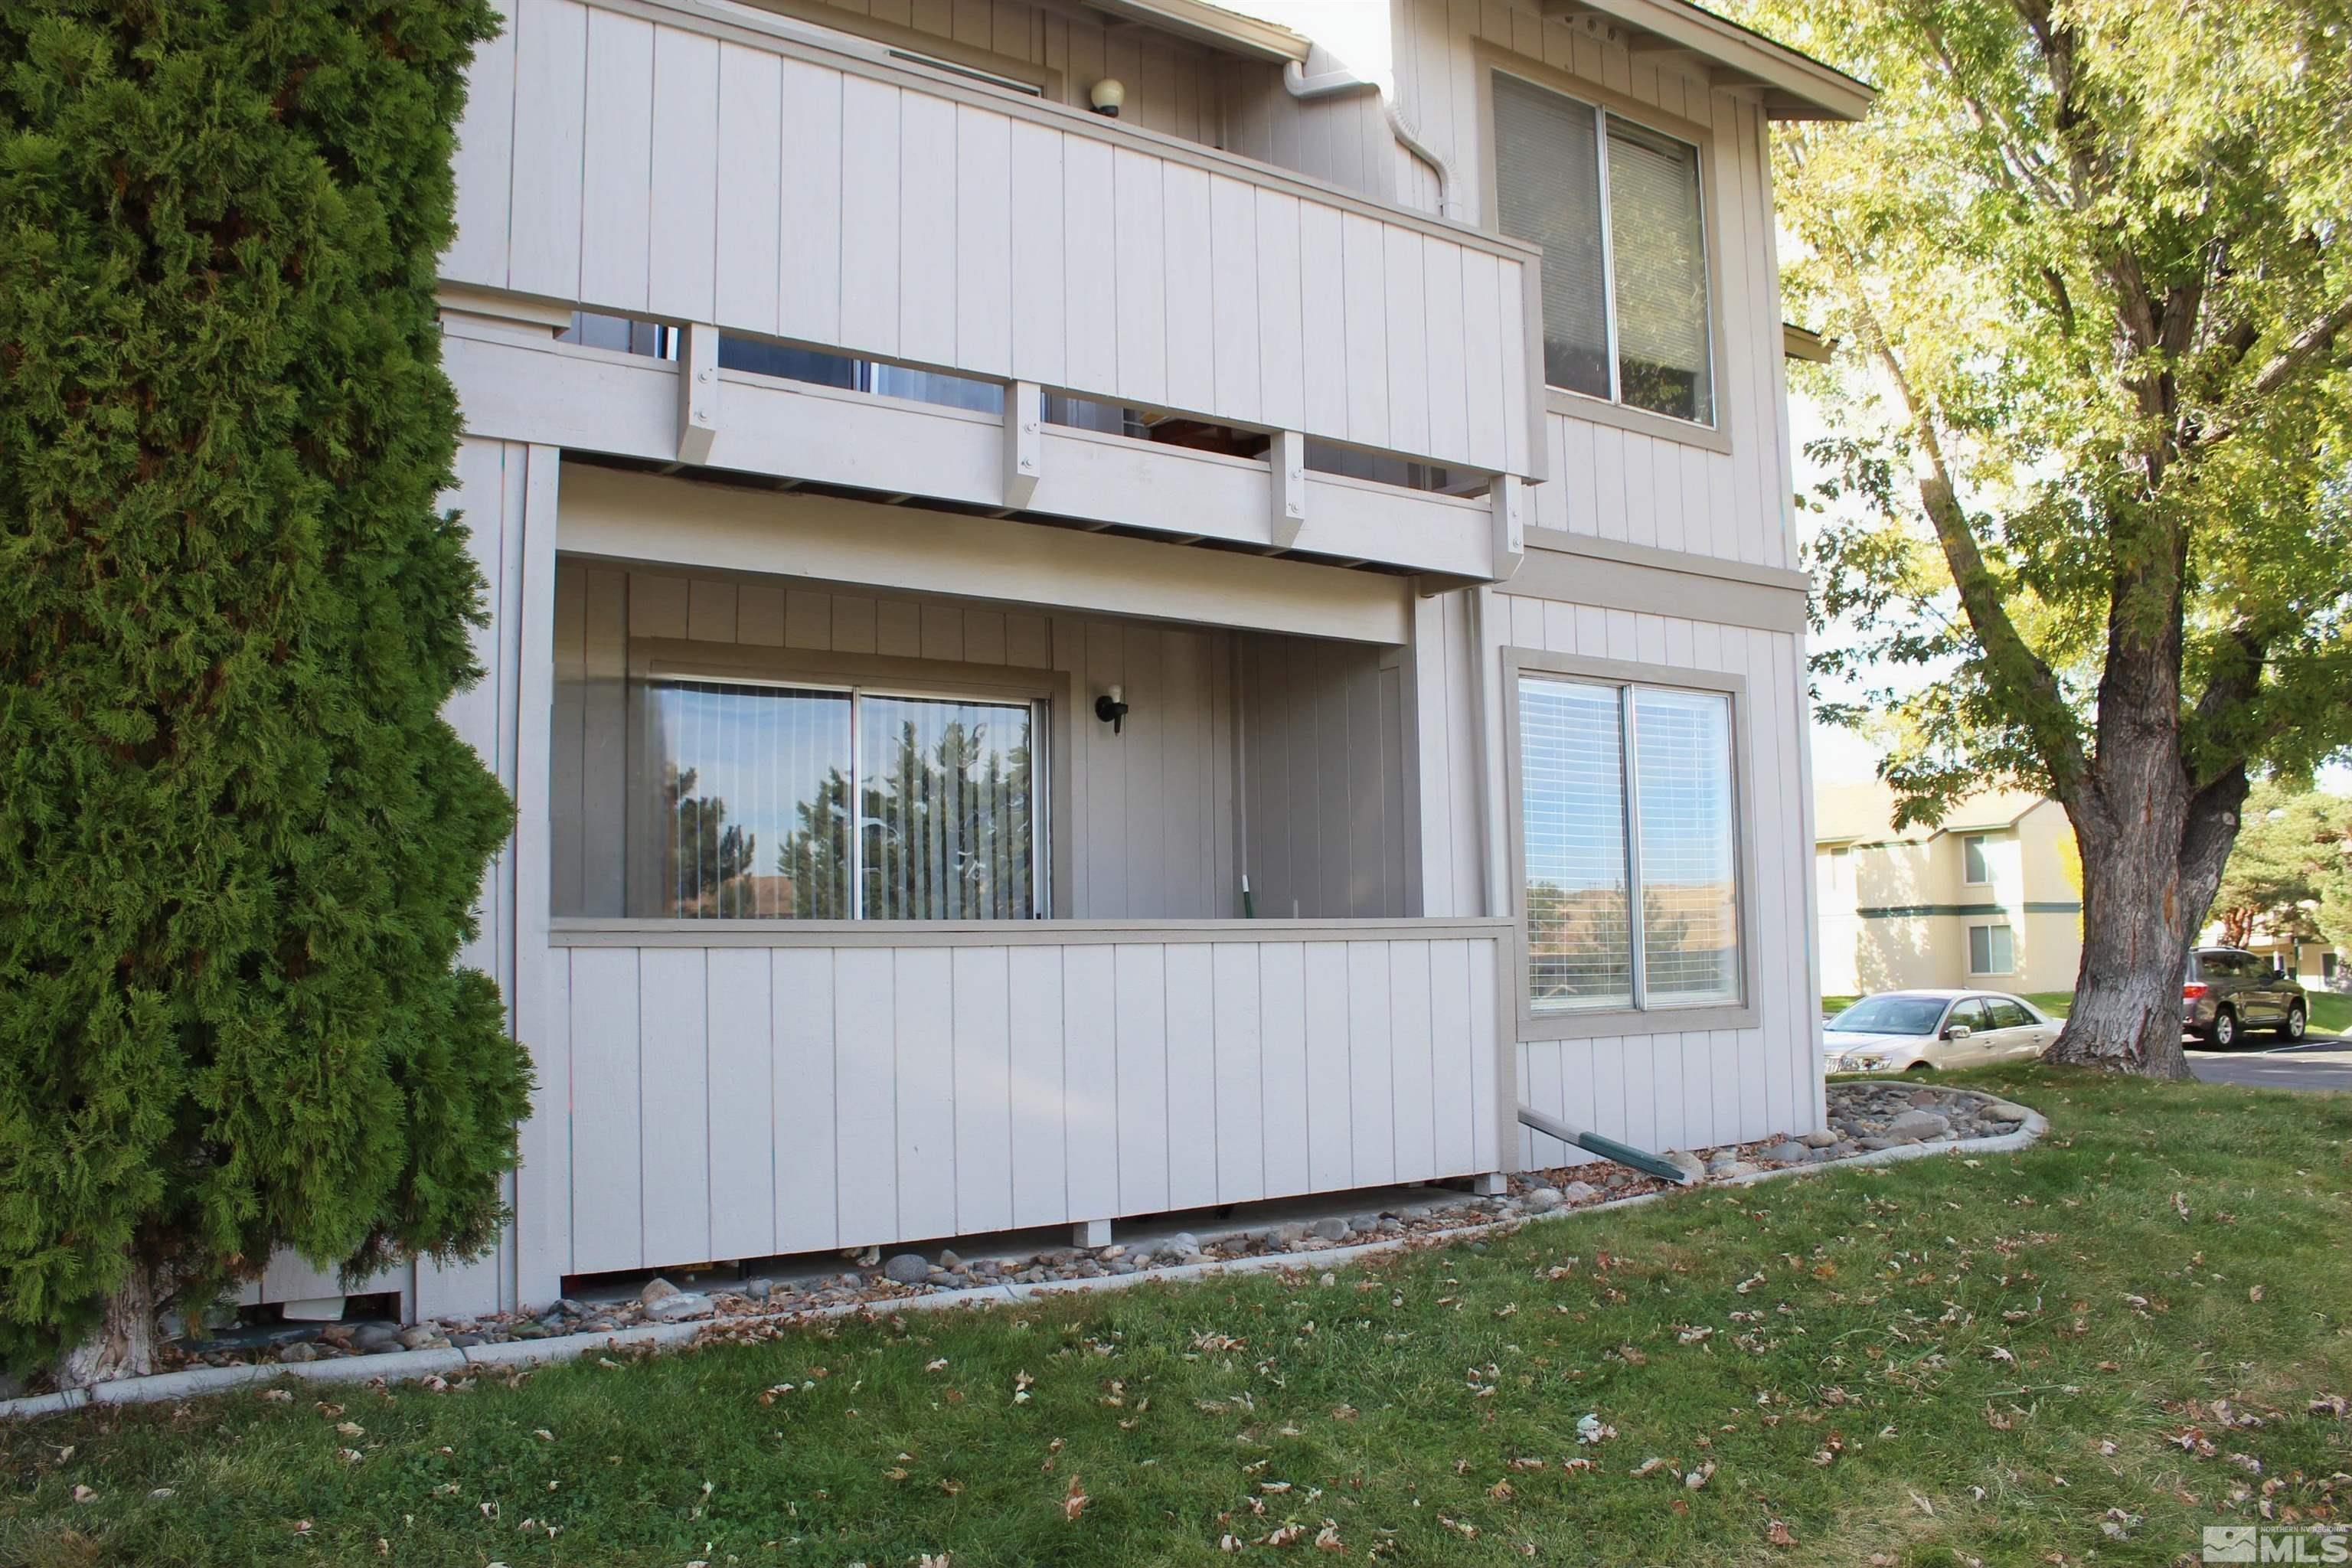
1080 0 1312 62
1542 0 1874 122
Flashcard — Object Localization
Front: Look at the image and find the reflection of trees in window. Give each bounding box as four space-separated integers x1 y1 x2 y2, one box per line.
861 717 1034 920
776 767 854 920
662 764 767 917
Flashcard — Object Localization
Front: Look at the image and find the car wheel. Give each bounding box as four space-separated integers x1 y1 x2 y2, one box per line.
1903 1061 1935 1075
2210 1007 2237 1049
2278 1001 2306 1041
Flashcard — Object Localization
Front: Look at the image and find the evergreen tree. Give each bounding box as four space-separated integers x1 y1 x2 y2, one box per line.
0 0 526 1383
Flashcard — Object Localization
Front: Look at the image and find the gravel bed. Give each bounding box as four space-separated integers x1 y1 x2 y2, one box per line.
145 1084 2029 1374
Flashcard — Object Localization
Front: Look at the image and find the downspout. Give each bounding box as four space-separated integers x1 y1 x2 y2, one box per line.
1281 59 1462 222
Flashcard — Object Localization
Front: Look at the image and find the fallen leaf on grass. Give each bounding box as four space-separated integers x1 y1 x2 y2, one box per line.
1063 1476 1089 1521
1765 1519 1796 1547
1684 1461 1716 1490
71 1485 97 1504
1631 1458 1671 1478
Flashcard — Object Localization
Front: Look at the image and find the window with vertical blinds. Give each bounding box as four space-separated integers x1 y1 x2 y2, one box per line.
1491 70 1716 427
635 678 1042 920
1518 674 1741 1014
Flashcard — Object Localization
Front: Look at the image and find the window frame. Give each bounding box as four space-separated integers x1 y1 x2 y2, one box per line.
1961 831 1994 886
1475 45 1733 457
1503 648 1760 1040
622 638 1073 923
1967 922 2014 976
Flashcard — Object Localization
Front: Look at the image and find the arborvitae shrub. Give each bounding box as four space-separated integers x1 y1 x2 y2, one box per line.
0 0 530 1377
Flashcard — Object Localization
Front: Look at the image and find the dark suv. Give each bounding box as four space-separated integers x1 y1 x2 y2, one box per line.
2182 947 2308 1047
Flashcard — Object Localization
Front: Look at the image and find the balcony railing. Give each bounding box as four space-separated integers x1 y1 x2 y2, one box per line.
547 917 1512 1271
445 0 1547 497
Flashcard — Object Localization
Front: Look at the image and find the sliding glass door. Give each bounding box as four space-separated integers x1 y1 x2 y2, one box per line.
635 678 1044 920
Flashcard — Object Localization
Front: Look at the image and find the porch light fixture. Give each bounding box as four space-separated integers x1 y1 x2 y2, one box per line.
1089 77 1125 117
1094 684 1129 733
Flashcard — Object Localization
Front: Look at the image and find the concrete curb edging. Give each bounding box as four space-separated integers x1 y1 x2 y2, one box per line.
0 1097 2047 1422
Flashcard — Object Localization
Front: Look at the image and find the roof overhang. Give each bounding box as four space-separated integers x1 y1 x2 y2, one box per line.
1536 0 1873 121
1081 0 1312 61
1782 322 1833 363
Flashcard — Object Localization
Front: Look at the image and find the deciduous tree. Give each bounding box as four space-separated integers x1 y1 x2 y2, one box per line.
1746 0 2352 1076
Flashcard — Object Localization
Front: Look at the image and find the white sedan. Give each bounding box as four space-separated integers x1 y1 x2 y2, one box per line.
1822 989 2060 1074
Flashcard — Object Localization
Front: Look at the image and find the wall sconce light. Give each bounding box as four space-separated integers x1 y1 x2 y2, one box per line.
1094 684 1129 734
1089 77 1125 117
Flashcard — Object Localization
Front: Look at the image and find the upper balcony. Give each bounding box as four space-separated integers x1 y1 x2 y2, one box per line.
439 0 1546 581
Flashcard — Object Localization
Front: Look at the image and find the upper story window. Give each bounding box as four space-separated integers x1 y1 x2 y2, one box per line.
1962 832 1994 885
1491 70 1714 427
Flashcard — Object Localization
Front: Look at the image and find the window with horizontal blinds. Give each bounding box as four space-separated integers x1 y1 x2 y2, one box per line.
1519 677 1634 1011
1518 673 1743 1014
632 678 1042 920
1632 688 1737 1004
1491 74 1611 400
1490 69 1715 428
1606 119 1712 423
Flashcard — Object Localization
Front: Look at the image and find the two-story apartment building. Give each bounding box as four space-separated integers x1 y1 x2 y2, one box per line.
243 0 1870 1318
1815 781 2083 996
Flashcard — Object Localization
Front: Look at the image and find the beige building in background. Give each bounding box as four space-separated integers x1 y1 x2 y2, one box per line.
1815 782 2082 997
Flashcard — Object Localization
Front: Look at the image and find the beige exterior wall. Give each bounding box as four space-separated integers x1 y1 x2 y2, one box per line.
1815 799 2082 996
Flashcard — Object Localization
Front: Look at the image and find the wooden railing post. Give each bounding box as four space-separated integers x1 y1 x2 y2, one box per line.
676 322 719 466
1269 430 1306 548
1004 381 1042 509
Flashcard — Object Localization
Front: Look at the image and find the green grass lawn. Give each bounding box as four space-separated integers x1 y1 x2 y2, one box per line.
6 1067 2349 1567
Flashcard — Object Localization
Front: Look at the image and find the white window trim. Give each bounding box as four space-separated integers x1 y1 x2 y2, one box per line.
1967 922 2014 976
1476 47 1732 457
1504 648 1759 1040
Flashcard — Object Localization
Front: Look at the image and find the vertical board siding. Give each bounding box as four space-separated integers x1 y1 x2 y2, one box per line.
447 0 1539 478
566 933 1504 1272
1474 590 1822 1169
1370 0 1795 570
1238 634 1412 920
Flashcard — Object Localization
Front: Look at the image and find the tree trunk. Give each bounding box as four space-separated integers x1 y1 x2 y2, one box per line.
2046 766 2246 1080
58 1256 162 1389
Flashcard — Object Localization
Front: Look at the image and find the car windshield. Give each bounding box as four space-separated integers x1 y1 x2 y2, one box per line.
1827 996 1947 1036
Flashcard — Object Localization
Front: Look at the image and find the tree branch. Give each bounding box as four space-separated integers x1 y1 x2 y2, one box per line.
1838 287 2092 799
2250 292 2352 398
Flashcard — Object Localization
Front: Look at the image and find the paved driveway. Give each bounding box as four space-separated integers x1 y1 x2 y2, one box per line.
2186 1034 2352 1092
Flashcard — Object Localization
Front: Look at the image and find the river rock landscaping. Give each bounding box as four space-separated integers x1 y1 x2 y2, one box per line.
110 1085 2034 1384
